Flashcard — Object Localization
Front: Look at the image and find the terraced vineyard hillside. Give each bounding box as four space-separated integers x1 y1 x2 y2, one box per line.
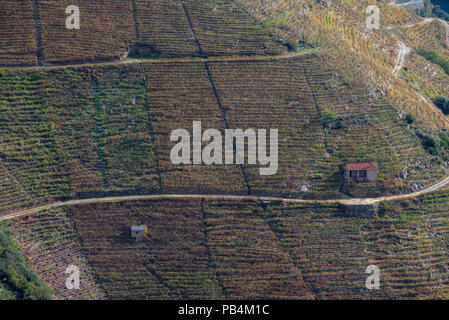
238 0 449 130
209 55 445 198
6 208 104 300
2 0 449 301
134 0 285 57
1 53 445 217
0 0 285 66
0 1 37 66
398 19 449 107
266 200 449 299
37 0 136 65
7 197 449 299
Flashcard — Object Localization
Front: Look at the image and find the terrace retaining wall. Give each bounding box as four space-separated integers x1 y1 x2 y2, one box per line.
340 202 379 218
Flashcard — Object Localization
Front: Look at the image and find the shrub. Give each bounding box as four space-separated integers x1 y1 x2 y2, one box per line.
416 47 449 76
378 202 393 217
320 108 343 129
433 96 449 115
432 6 449 22
439 131 449 150
416 129 441 155
285 38 299 51
0 227 53 300
415 129 449 161
405 113 416 124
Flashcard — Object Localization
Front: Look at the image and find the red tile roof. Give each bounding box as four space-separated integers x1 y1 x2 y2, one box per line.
345 162 378 171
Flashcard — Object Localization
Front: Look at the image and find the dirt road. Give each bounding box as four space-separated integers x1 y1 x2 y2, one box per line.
3 49 320 71
393 39 411 76
1 174 449 221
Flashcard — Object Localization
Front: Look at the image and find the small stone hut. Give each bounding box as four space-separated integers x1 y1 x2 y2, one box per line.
131 225 147 242
343 162 378 182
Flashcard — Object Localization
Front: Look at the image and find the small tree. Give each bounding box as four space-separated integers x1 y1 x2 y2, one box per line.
416 129 441 155
285 38 299 51
320 108 343 129
405 113 416 124
434 96 449 115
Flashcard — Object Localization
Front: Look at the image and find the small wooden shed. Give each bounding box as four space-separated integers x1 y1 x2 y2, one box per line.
131 225 147 242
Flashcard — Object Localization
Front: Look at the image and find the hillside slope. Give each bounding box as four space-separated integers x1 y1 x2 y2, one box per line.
0 225 53 300
2 0 449 301
238 0 449 130
0 54 445 217
7 196 449 299
0 0 285 66
0 1 37 66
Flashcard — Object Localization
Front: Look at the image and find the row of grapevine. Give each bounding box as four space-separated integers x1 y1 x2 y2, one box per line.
0 71 71 213
68 199 223 299
37 0 136 64
183 0 285 56
143 61 248 195
208 57 340 198
0 0 285 66
10 196 449 299
0 1 37 66
265 201 449 299
202 200 314 299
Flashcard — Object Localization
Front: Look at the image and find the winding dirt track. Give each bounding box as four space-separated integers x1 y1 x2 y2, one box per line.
5 48 320 71
389 17 449 127
391 17 449 76
1 175 449 221
404 18 449 47
393 39 411 76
